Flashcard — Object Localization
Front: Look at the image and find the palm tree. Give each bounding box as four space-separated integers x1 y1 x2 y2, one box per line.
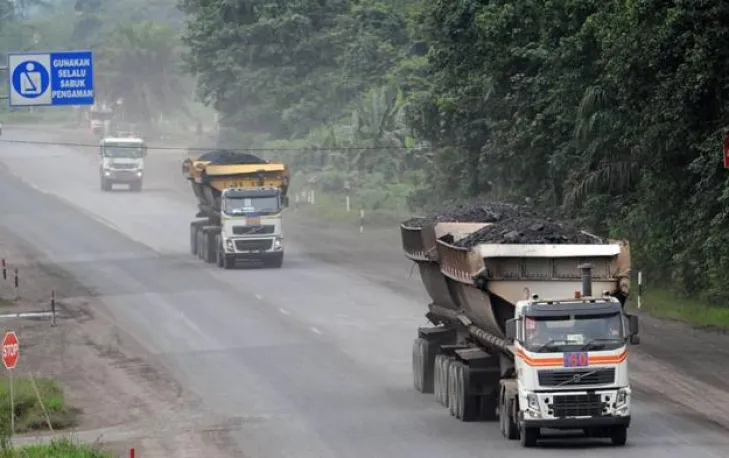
96 21 187 132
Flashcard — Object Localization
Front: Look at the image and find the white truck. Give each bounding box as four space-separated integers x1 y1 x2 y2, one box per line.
99 136 147 192
183 150 289 269
402 220 638 447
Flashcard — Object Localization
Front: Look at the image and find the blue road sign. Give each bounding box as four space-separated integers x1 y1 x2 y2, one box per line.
7 51 94 107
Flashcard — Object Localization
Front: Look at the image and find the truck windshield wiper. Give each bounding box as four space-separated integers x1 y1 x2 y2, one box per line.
535 339 562 353
580 338 623 351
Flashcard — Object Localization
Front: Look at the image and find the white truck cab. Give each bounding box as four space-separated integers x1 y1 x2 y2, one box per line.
99 136 147 192
216 187 286 268
504 292 639 446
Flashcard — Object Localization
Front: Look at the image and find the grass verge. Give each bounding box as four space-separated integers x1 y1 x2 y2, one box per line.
4 438 114 457
628 287 729 331
290 190 414 227
0 110 74 125
0 376 79 433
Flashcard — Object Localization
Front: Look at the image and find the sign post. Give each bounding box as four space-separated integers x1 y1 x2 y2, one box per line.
723 130 729 169
6 51 94 107
2 331 19 435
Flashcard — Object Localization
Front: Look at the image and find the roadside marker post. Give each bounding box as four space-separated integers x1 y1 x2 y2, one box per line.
2 331 19 436
6 51 94 107
637 271 643 309
360 209 364 234
129 448 135 458
1 259 5 280
50 290 56 326
13 269 18 301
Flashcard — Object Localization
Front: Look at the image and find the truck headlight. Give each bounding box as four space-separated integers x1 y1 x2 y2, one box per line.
615 388 628 406
273 238 282 249
104 170 111 176
136 171 143 177
225 239 234 251
527 393 539 410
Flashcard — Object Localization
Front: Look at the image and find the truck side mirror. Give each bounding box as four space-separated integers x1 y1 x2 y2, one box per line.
505 318 516 341
629 335 641 345
281 196 289 207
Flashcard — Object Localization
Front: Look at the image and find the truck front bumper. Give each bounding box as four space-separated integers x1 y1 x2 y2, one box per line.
224 237 283 257
102 170 143 182
523 415 631 429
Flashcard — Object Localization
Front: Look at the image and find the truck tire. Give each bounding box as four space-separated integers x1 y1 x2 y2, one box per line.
434 354 449 406
197 231 205 260
479 392 498 421
267 252 284 268
412 338 435 394
130 181 142 192
100 178 111 192
452 361 479 421
190 223 199 256
501 396 519 440
610 425 627 446
447 361 458 417
520 425 539 447
203 231 216 263
216 236 224 267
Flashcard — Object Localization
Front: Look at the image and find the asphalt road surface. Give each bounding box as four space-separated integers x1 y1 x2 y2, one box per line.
0 128 728 457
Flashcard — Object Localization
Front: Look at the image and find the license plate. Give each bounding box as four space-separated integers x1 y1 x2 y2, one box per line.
246 218 260 225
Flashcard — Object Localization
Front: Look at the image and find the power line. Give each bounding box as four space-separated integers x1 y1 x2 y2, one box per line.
0 137 435 152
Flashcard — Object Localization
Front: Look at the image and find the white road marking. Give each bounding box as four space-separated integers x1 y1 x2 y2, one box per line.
310 327 322 335
255 294 263 300
278 308 290 315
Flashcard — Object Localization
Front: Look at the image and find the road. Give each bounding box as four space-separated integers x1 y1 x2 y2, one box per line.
0 127 728 457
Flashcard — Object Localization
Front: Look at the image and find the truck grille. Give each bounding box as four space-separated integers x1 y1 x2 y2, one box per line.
235 239 272 251
233 225 275 235
538 368 615 387
550 393 604 418
111 163 137 170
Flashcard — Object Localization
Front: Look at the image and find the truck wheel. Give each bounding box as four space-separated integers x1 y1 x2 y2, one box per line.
216 236 224 267
130 181 142 192
203 232 216 263
197 231 205 260
447 361 458 417
610 425 627 446
520 425 539 447
453 362 479 421
223 254 234 269
479 392 498 421
501 395 519 440
190 224 199 256
434 354 448 406
267 252 284 268
100 178 111 192
412 338 435 394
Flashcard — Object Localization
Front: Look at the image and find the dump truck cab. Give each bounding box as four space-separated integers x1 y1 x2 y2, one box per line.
99 136 147 192
217 186 286 267
506 292 638 443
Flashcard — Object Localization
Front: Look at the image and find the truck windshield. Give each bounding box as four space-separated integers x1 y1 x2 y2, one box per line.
224 196 280 215
523 313 625 353
102 145 144 158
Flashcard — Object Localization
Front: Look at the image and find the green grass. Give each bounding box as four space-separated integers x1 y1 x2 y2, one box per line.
291 189 415 227
5 438 114 457
0 376 79 434
628 287 729 330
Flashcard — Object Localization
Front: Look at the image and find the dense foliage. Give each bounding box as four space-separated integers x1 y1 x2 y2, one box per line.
180 0 729 303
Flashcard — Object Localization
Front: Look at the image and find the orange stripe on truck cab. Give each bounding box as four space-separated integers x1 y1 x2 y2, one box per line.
515 348 628 367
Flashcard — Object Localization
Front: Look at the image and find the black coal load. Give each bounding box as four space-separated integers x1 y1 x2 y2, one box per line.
402 202 540 229
453 216 605 247
199 149 268 165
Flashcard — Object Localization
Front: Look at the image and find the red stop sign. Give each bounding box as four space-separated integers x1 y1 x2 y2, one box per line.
2 332 19 370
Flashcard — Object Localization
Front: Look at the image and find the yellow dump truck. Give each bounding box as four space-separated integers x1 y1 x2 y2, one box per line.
183 150 289 269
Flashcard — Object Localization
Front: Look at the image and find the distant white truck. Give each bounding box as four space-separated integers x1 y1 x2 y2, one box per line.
99 136 147 192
